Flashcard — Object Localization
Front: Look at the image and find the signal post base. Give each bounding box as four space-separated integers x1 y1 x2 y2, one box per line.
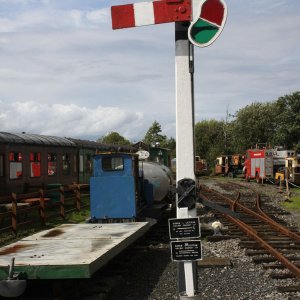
179 292 201 300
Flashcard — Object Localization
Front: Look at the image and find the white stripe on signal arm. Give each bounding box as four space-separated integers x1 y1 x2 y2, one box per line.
134 2 155 27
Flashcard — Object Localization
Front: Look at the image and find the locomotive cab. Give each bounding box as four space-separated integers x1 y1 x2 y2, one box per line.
90 153 144 220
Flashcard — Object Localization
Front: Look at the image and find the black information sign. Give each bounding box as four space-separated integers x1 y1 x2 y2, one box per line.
168 217 200 240
171 240 202 262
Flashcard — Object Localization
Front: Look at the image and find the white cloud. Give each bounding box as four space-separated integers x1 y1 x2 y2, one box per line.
86 9 109 24
0 0 48 3
0 7 109 33
0 101 144 140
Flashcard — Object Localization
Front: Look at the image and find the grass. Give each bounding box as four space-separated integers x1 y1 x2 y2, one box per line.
0 204 91 248
281 188 300 211
62 207 91 224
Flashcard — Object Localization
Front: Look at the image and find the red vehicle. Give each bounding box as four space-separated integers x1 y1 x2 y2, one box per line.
195 156 208 176
244 149 274 182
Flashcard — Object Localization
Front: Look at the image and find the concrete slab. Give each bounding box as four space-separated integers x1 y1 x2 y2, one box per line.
0 223 149 280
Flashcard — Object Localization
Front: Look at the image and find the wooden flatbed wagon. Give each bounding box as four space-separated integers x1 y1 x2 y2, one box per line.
0 222 149 280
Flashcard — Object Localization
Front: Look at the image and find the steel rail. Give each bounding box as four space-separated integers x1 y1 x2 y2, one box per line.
230 181 300 242
255 193 300 242
199 191 300 278
200 184 300 242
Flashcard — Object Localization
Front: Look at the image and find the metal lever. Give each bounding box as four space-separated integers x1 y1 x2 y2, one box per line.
0 257 27 298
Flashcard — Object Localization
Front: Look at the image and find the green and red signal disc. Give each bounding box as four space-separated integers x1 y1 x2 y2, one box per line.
188 0 227 48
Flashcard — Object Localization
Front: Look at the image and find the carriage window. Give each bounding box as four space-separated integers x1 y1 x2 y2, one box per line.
62 153 71 175
9 152 22 179
73 154 77 173
79 154 84 173
102 157 124 171
0 155 4 177
48 153 57 176
86 154 92 174
30 152 41 177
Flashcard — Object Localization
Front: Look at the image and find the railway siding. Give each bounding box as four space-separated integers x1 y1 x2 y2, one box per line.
198 178 300 293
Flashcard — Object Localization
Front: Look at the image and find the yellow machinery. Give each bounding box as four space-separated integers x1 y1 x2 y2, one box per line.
275 156 300 185
286 156 300 184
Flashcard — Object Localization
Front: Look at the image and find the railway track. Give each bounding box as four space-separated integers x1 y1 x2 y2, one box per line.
198 181 300 293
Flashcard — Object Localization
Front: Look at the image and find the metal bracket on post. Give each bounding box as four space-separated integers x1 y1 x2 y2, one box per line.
177 178 196 210
189 42 194 74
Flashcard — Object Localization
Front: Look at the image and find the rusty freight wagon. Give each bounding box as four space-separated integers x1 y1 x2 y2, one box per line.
215 154 244 177
244 148 274 182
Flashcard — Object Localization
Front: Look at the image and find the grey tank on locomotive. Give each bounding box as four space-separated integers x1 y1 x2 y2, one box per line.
139 161 174 202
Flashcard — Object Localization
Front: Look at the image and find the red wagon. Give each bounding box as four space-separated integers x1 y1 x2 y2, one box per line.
244 149 274 182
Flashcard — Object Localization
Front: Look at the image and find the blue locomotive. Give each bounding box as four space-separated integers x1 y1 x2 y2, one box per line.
90 152 173 221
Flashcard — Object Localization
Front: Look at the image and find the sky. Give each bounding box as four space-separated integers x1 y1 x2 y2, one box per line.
0 0 299 142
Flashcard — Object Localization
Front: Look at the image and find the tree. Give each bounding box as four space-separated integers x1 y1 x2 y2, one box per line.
97 131 131 146
143 120 167 146
230 102 277 153
230 92 300 152
273 92 300 148
165 136 176 157
195 119 226 168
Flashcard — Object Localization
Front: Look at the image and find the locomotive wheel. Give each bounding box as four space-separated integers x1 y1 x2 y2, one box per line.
228 172 234 178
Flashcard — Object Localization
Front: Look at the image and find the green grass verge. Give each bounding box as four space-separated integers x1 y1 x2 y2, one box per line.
281 188 300 211
63 207 91 224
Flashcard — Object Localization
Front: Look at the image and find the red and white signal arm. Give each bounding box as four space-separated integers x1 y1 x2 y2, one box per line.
111 0 192 30
188 0 227 47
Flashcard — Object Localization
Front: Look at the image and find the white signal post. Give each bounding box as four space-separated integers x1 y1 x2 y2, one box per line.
175 22 200 299
175 23 195 187
110 0 227 298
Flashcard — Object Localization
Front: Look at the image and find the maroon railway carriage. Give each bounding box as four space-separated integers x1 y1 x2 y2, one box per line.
0 132 79 195
0 132 138 196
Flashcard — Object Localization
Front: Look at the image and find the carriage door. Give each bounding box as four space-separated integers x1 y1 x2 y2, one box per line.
251 159 256 177
259 158 265 177
265 155 273 177
0 154 4 193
